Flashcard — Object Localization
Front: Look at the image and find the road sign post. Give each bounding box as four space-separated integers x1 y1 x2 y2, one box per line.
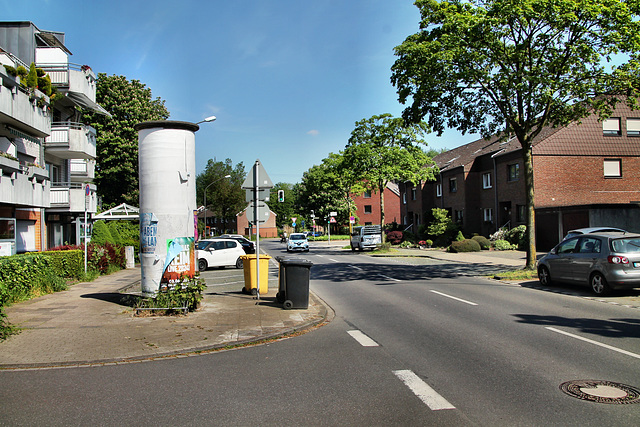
241 159 273 299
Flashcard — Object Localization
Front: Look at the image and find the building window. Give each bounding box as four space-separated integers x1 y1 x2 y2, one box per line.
455 210 464 223
449 178 457 193
483 208 493 222
364 190 371 198
403 192 407 204
411 188 417 200
364 205 372 214
603 159 622 178
436 183 442 197
508 163 520 182
603 117 621 136
627 118 640 136
482 172 492 189
516 204 526 223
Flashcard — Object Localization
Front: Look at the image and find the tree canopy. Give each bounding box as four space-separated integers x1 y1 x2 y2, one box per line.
391 0 640 268
83 74 170 207
196 158 246 234
345 113 437 228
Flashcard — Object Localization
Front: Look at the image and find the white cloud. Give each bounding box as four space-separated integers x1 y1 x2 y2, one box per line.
307 129 319 136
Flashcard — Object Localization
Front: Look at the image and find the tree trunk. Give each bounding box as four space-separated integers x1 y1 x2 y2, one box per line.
521 143 537 270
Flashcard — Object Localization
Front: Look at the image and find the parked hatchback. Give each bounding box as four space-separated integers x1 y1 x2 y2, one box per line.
537 232 640 295
196 239 245 271
562 227 626 241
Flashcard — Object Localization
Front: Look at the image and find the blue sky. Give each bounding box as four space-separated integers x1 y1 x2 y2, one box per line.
4 0 477 184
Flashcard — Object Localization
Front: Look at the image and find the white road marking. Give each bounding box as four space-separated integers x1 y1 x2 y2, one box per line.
328 258 339 263
347 330 379 347
393 370 456 411
545 327 640 359
379 274 401 282
430 290 478 306
350 265 363 270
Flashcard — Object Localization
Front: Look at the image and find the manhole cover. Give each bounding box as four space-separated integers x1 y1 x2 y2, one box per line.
560 380 640 404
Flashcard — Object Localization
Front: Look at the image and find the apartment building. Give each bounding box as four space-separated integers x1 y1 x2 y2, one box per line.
0 21 109 253
351 181 401 227
417 100 640 250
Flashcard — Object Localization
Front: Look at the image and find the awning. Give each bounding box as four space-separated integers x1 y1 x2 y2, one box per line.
93 203 139 220
65 93 112 117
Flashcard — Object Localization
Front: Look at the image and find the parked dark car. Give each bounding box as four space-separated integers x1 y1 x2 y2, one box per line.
537 232 640 295
214 235 255 254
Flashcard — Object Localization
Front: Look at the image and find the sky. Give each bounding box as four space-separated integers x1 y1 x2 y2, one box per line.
4 0 478 184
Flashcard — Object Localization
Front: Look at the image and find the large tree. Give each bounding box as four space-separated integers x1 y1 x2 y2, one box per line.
196 158 245 234
391 0 640 269
83 74 169 207
345 114 438 230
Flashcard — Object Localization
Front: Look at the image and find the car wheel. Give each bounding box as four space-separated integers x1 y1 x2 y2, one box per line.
538 266 552 286
198 259 208 272
590 272 611 296
235 258 243 269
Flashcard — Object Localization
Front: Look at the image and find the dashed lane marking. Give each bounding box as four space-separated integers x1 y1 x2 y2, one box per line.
430 290 478 306
546 327 640 359
347 330 379 347
393 370 456 411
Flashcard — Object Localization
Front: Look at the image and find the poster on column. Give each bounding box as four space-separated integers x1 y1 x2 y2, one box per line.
161 237 195 290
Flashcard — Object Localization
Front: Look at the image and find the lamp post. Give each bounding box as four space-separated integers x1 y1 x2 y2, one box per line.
196 115 217 125
203 174 231 238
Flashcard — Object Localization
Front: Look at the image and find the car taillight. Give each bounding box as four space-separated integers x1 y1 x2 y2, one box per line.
608 255 629 264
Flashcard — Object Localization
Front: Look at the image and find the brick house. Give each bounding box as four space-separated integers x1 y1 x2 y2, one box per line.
417 101 640 250
351 181 401 227
236 206 278 238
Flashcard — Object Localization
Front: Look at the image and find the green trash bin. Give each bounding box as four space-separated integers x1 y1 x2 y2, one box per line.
277 258 313 309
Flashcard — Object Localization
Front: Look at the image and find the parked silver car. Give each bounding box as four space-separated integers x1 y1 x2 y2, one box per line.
562 227 627 241
537 232 640 295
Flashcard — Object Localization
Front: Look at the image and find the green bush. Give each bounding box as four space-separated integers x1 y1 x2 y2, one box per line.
494 239 515 251
472 235 491 250
455 231 465 241
507 225 527 250
399 241 413 248
427 208 460 247
448 239 481 253
137 275 206 314
26 63 38 89
40 249 84 279
91 220 113 245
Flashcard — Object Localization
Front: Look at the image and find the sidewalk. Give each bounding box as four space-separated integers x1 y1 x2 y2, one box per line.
0 266 330 370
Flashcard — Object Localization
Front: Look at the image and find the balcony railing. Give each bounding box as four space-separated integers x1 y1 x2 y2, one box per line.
45 122 96 159
49 182 96 212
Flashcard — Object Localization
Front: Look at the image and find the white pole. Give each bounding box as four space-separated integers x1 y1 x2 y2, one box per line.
254 161 260 299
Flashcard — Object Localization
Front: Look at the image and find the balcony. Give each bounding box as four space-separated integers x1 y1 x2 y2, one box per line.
44 122 96 159
69 159 95 181
0 69 51 137
49 182 96 213
37 63 109 116
0 164 49 207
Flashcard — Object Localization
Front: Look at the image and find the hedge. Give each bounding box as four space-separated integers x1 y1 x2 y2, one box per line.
448 239 481 253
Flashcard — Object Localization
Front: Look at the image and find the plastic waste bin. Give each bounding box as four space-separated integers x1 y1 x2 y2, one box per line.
276 257 313 309
240 254 271 295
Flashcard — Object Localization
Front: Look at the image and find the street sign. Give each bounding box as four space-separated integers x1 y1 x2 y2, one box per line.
245 188 270 202
330 217 336 223
291 217 297 223
245 201 270 223
330 211 337 216
241 159 274 189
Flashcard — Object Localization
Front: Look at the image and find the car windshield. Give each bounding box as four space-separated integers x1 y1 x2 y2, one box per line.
611 238 640 253
290 234 305 240
197 241 211 250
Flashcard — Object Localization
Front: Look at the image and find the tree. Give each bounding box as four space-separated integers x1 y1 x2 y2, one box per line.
391 0 640 269
196 158 245 235
267 183 296 229
345 114 438 231
83 74 170 207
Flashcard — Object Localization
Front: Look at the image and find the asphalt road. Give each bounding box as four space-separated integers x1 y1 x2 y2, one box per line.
1 240 639 426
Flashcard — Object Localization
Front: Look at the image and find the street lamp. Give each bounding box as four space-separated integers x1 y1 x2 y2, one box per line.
203 174 231 238
196 115 217 125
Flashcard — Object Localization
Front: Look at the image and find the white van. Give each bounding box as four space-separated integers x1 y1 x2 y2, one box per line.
350 225 382 251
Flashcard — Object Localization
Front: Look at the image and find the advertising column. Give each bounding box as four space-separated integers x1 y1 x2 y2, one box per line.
135 121 199 295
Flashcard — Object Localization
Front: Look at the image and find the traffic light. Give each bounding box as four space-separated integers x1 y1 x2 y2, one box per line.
278 189 284 202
